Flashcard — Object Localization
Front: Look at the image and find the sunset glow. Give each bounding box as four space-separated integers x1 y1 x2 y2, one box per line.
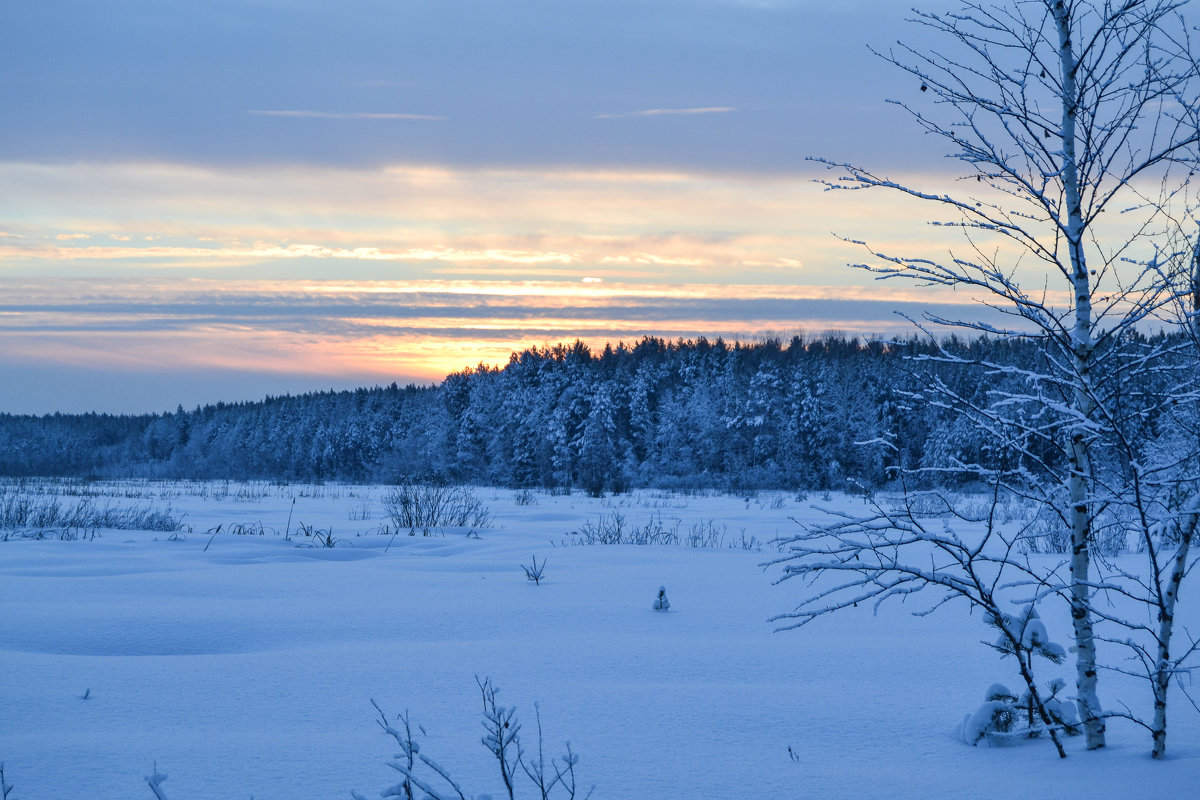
0 0 1112 413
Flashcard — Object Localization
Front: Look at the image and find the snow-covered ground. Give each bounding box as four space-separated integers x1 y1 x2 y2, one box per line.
1 483 1196 799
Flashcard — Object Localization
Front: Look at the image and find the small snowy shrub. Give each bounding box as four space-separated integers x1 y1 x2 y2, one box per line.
1018 500 1129 556
383 483 493 532
1017 506 1071 554
653 586 670 611
892 491 955 518
685 519 726 548
360 676 592 800
728 530 763 551
522 555 547 585
566 513 679 546
1 763 14 800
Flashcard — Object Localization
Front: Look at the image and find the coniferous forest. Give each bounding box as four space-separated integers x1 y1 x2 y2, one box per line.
0 333 1173 493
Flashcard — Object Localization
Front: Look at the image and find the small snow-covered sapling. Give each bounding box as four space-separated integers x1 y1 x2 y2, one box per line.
653 586 670 611
959 683 1018 745
1036 678 1081 737
960 603 1077 750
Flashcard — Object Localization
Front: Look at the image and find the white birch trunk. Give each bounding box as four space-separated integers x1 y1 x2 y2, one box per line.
1155 245 1200 758
1053 0 1106 750
1152 509 1197 758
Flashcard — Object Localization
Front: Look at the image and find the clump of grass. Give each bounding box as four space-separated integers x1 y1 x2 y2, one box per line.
0 488 184 534
565 513 680 545
295 522 346 548
685 519 726 548
227 521 272 536
348 499 373 520
564 514 757 550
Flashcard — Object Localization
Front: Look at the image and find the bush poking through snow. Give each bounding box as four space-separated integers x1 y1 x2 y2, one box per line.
1 763 14 800
362 676 592 800
653 586 670 611
685 519 725 548
479 676 522 799
522 555 547 585
566 513 679 546
383 483 493 533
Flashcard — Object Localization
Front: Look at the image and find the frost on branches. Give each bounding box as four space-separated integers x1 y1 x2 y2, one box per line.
778 0 1200 759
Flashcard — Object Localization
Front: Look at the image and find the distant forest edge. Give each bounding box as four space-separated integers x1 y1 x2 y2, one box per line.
0 333 1172 493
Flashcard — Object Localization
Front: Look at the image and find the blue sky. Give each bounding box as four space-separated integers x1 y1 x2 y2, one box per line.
3 1 927 170
1 0 1006 413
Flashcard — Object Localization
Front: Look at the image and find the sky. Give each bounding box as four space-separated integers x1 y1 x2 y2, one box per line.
1 0 1029 414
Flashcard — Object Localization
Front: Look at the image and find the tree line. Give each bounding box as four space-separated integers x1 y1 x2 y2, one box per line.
0 332 1174 493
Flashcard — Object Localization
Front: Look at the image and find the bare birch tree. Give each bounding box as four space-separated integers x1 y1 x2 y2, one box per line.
1095 235 1200 758
776 0 1200 756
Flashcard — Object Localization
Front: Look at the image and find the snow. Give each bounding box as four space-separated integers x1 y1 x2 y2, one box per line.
985 683 1016 703
0 483 1196 799
960 700 1014 746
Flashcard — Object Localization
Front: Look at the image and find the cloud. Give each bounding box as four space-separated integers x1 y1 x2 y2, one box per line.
599 253 709 267
2 243 575 266
1 159 1053 303
594 106 736 120
0 157 1046 413
0 272 1006 413
54 233 91 240
0 277 983 333
247 110 446 121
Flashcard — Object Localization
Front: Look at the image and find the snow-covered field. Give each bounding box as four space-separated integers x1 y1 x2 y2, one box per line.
1 482 1196 799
